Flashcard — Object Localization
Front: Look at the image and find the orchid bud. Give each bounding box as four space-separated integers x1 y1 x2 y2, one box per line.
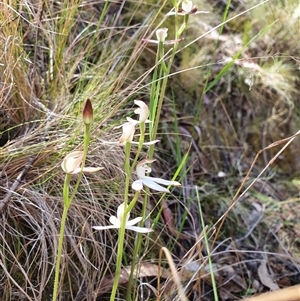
82 99 93 125
156 28 168 43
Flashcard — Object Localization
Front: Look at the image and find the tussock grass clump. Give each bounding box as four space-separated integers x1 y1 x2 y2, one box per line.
0 0 150 299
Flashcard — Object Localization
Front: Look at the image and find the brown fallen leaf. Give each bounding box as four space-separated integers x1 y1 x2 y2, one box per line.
257 259 279 291
162 202 189 239
81 263 171 300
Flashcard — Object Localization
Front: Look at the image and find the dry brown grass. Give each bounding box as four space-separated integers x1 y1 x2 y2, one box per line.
0 0 299 300
0 0 153 299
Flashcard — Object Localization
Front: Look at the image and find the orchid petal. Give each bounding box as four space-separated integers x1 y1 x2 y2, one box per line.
82 167 104 173
92 225 118 230
156 28 168 42
61 151 83 174
182 0 193 13
163 38 185 44
117 203 130 222
109 215 121 227
136 159 154 178
134 159 181 192
126 217 143 226
141 178 170 192
71 168 81 174
119 123 135 144
142 38 159 44
134 100 149 122
93 203 153 234
125 225 153 233
126 117 140 124
132 179 144 191
142 140 160 145
71 166 103 174
118 118 140 145
130 140 160 146
142 38 184 45
144 176 181 187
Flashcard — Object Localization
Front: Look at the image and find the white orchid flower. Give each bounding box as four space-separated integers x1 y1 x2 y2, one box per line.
182 0 193 13
155 28 168 43
142 28 184 45
116 117 140 145
134 100 150 123
92 202 153 233
114 117 159 146
61 151 103 174
132 159 181 192
114 101 159 145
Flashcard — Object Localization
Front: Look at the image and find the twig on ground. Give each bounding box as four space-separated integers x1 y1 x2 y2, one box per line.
0 155 37 212
241 283 300 301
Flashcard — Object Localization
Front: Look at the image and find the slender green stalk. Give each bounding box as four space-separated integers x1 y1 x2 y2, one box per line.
52 118 91 301
127 8 189 301
125 121 148 301
126 192 140 214
124 141 131 205
126 192 148 301
131 121 145 172
125 191 141 301
110 211 127 301
52 174 71 301
149 12 182 159
110 142 131 301
69 124 90 204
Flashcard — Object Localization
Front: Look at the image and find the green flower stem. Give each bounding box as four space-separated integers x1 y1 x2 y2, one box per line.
52 174 71 301
52 123 91 301
110 212 127 301
127 11 187 298
125 191 140 214
124 141 131 204
178 15 189 36
131 122 145 171
124 192 140 301
158 43 168 73
148 66 171 159
110 141 132 301
149 42 164 140
69 124 90 204
126 192 149 301
149 37 161 107
62 173 70 206
125 191 143 298
149 15 181 159
125 121 148 301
